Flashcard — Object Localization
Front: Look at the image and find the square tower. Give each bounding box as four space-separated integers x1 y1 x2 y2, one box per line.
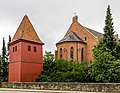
8 15 44 82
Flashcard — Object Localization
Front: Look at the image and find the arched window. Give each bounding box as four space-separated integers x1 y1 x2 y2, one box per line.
70 47 74 60
60 48 62 59
81 48 84 61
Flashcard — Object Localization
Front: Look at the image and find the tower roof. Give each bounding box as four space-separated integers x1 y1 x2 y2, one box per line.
11 15 43 44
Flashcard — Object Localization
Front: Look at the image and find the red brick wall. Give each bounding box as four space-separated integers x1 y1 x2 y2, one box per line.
21 63 43 82
66 22 99 62
9 62 21 82
9 42 22 82
56 42 87 62
56 16 99 62
9 41 43 82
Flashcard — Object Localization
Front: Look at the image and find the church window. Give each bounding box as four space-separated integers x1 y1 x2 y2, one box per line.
70 47 74 60
15 46 17 52
28 46 31 51
60 48 62 59
81 48 84 61
34 46 37 52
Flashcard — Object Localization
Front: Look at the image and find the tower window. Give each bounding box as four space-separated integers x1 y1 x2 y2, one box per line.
34 47 37 52
28 46 31 51
70 47 74 60
60 48 62 59
15 46 17 52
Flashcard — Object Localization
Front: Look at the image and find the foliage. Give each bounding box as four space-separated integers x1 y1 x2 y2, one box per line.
37 51 55 81
2 38 6 57
37 52 88 82
88 5 120 83
7 35 11 51
103 5 115 49
37 6 120 83
88 50 120 83
0 38 8 82
100 5 120 60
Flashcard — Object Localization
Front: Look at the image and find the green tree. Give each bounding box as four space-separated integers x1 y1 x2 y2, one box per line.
7 35 11 51
37 51 55 82
1 38 8 82
2 38 6 57
88 5 120 83
37 51 88 82
93 5 120 61
103 5 115 49
101 5 120 59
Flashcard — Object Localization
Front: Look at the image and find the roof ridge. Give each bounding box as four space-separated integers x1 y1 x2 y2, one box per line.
72 32 85 42
56 31 86 44
84 27 103 39
84 27 103 35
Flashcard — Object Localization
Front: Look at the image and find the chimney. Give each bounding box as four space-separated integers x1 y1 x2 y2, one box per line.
73 15 78 23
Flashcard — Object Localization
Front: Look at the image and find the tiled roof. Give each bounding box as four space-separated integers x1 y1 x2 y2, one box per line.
57 32 86 44
85 27 103 39
11 15 43 44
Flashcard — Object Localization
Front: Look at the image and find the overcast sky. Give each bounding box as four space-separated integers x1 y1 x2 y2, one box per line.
0 0 120 54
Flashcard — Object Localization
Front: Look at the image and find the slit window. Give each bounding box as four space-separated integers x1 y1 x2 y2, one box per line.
81 48 84 61
28 46 31 51
34 47 37 52
15 46 17 52
70 47 74 60
85 37 87 41
60 48 62 59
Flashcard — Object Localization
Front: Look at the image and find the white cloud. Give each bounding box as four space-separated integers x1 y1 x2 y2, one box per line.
0 18 16 54
0 0 120 54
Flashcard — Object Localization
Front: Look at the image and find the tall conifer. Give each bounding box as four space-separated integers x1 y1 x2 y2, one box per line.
8 35 11 51
2 38 6 57
1 37 8 82
104 5 120 59
103 5 116 51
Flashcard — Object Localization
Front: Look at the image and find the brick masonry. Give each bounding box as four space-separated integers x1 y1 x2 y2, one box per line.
8 15 44 82
56 15 101 62
1 82 120 92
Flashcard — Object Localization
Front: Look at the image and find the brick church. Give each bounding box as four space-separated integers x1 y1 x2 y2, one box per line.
8 15 119 82
55 15 103 62
8 15 44 82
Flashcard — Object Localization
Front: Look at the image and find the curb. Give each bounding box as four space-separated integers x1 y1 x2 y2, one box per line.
0 88 91 93
0 88 104 93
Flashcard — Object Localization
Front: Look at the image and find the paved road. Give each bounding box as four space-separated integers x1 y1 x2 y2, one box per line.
1 91 43 93
0 88 105 93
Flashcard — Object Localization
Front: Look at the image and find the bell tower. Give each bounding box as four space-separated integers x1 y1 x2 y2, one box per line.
8 15 44 82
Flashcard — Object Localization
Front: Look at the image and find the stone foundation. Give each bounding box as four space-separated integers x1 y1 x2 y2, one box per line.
1 82 120 92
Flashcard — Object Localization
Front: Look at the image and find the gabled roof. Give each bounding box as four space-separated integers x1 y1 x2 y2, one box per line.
65 15 103 39
11 15 43 44
85 27 103 39
57 32 86 44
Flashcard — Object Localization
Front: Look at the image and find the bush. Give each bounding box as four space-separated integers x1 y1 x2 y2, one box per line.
37 52 88 82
